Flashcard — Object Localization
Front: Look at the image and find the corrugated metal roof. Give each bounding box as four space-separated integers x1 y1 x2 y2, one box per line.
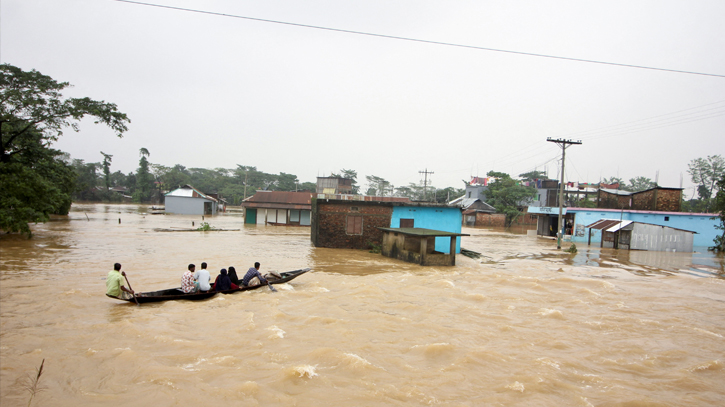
605 220 633 232
586 219 624 230
600 188 632 196
165 185 217 202
244 191 312 205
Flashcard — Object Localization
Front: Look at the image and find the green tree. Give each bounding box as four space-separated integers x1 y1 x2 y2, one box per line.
1 64 129 164
518 170 548 181
276 172 299 191
0 125 76 235
485 171 537 227
710 174 725 252
135 148 153 202
340 169 359 194
298 181 316 192
0 64 129 235
627 176 656 192
70 159 99 201
688 155 725 211
365 175 390 197
100 151 112 191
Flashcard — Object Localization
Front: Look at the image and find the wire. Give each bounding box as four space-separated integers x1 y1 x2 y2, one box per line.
111 0 725 78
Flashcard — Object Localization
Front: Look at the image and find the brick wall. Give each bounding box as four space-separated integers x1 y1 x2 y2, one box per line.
632 189 655 210
475 213 506 227
313 201 393 249
653 189 682 211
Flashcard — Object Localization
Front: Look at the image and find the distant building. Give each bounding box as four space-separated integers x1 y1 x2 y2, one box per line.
311 199 464 254
316 177 354 195
241 191 312 226
164 185 218 215
597 187 683 212
457 198 500 227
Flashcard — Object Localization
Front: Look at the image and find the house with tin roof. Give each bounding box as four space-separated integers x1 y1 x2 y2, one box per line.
164 185 218 215
241 191 313 225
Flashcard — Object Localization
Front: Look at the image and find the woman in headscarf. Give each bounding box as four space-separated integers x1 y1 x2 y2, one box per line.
227 266 240 286
214 268 233 291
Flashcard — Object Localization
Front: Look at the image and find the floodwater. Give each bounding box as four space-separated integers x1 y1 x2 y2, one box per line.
1 203 724 407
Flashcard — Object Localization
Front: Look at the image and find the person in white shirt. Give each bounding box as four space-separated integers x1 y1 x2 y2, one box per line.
194 262 212 292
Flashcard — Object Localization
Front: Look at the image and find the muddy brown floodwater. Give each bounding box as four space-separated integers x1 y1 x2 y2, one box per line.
1 203 724 406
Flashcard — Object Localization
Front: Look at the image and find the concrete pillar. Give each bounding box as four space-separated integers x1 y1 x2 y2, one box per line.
420 237 427 266
450 236 457 266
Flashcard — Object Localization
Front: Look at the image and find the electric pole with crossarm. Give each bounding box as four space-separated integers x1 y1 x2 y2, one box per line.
419 168 434 201
547 138 582 249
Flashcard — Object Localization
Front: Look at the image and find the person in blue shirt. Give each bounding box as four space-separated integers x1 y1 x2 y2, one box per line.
242 262 267 287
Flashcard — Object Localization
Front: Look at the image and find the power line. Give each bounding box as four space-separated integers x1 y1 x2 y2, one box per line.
559 100 725 140
112 0 725 78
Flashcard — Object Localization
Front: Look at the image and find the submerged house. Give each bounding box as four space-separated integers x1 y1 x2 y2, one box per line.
241 191 312 226
528 207 718 248
457 198 498 227
585 219 696 252
311 198 466 265
164 185 218 215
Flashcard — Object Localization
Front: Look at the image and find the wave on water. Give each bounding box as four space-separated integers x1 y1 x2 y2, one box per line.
308 286 330 293
410 342 455 358
536 357 561 370
691 327 723 338
267 325 286 339
287 364 318 378
436 280 455 288
340 352 377 370
506 381 525 392
537 308 564 319
687 360 722 373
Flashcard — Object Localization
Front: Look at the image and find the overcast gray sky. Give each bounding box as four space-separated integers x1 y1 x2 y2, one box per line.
2 0 724 196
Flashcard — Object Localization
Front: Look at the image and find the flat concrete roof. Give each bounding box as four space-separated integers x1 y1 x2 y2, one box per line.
378 227 470 237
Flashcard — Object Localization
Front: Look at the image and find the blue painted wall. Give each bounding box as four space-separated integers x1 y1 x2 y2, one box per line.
391 207 463 253
568 209 718 248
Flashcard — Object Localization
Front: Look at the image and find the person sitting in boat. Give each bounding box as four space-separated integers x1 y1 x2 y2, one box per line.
213 268 238 291
227 266 240 286
181 264 196 294
106 263 134 300
194 262 212 292
242 262 268 287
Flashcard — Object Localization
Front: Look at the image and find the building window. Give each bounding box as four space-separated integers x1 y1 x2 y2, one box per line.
400 218 414 228
347 215 363 235
350 206 360 212
664 216 669 221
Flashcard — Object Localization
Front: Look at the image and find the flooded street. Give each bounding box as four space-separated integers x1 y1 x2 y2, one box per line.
1 203 724 406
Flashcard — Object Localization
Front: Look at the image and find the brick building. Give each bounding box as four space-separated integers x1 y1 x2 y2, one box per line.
311 199 464 252
597 187 683 212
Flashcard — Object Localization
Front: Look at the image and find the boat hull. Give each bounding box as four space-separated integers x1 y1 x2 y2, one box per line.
112 268 311 303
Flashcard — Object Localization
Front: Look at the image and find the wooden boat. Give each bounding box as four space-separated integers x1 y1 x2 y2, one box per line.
218 268 311 294
110 268 311 304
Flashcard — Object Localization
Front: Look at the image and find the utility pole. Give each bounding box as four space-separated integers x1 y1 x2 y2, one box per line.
546 138 582 249
419 168 434 201
243 171 249 200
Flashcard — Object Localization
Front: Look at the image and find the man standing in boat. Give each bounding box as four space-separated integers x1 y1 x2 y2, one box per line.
242 262 268 287
106 263 134 300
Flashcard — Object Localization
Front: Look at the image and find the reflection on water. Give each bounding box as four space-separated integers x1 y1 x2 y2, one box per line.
1 204 724 406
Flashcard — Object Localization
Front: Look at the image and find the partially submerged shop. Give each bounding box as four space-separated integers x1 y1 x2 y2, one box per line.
528 206 577 237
